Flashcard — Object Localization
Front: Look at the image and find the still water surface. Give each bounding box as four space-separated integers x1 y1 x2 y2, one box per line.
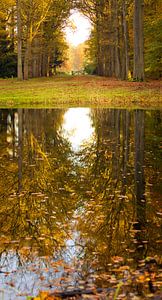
0 108 161 299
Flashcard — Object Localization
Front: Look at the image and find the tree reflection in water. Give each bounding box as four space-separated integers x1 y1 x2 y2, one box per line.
0 108 161 298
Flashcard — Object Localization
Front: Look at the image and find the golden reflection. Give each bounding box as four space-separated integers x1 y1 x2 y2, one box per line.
0 109 161 298
62 108 95 150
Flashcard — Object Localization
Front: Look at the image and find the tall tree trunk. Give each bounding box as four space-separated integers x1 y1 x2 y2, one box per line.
96 0 105 76
133 0 145 81
32 37 41 77
41 52 48 77
110 0 118 78
122 0 129 80
16 0 23 80
24 38 32 80
114 0 121 78
104 4 113 77
96 19 103 75
10 7 15 52
110 0 115 77
46 54 50 77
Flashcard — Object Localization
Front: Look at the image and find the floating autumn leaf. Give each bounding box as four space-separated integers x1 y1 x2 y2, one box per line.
31 291 61 300
111 256 124 263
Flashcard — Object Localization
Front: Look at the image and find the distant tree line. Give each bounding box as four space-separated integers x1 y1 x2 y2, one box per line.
0 0 72 79
77 0 162 80
0 0 161 80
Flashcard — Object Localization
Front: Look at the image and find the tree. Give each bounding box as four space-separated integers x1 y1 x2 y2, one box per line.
0 0 161 79
0 0 17 78
121 0 130 79
133 0 145 81
21 0 53 79
40 0 71 77
77 0 131 79
16 0 23 80
144 0 162 78
14 0 72 79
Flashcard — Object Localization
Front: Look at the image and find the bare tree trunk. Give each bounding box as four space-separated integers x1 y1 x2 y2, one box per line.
96 19 103 75
46 55 50 77
95 0 105 76
109 0 119 78
10 7 15 51
114 0 121 78
122 0 129 80
110 0 115 77
24 38 32 80
32 37 41 77
41 52 48 77
104 3 113 77
16 0 23 80
24 42 29 80
133 0 145 81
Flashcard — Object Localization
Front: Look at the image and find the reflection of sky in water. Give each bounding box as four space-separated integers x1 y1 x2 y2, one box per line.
62 108 94 151
0 250 75 299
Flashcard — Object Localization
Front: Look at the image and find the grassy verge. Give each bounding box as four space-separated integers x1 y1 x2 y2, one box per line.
0 75 161 108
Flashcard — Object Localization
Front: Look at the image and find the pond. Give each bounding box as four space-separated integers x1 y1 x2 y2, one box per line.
0 108 161 299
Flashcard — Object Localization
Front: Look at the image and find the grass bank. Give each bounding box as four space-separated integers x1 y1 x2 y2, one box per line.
0 75 161 108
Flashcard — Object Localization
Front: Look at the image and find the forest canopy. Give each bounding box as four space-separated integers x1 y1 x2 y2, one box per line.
0 0 161 80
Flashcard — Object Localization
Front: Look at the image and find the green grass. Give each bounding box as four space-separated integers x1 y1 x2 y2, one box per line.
0 75 161 108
